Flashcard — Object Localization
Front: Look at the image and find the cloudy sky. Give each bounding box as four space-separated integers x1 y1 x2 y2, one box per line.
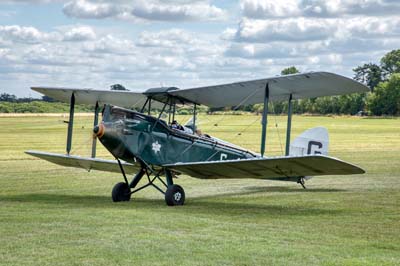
0 0 399 97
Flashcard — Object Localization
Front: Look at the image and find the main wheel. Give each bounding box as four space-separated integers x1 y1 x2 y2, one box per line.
165 184 185 206
112 182 131 202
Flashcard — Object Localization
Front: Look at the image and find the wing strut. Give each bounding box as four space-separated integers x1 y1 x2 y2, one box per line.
260 83 269 157
193 103 197 131
285 93 293 156
91 101 100 158
66 93 75 155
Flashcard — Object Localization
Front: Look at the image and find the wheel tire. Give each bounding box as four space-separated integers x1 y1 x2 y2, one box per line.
165 184 185 206
112 182 131 202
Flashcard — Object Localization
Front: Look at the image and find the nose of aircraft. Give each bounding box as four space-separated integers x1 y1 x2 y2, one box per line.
93 123 105 138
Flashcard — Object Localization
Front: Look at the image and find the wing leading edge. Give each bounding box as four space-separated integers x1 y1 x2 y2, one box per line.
31 87 148 108
26 150 140 174
164 155 365 179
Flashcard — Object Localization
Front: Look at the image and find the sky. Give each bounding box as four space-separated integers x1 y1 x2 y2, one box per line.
0 0 399 98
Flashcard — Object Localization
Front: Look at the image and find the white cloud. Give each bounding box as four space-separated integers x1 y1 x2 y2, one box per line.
62 0 226 21
229 16 400 43
0 25 101 45
339 17 400 38
1 0 66 3
240 0 400 18
224 33 400 60
82 35 135 55
63 26 96 41
131 1 226 21
233 18 333 42
63 0 122 19
2 2 400 97
136 28 223 58
241 0 301 18
137 29 194 48
220 28 236 40
0 25 60 44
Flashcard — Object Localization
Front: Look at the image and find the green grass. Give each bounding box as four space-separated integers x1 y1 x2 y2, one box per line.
0 114 399 265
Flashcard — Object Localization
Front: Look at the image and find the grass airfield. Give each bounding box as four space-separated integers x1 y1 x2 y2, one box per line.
0 114 399 266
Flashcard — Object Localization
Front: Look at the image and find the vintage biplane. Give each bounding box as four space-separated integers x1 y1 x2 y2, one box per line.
26 72 369 206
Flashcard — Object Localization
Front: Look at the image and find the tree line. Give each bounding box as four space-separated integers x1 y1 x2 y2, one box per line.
1 49 399 115
215 49 399 116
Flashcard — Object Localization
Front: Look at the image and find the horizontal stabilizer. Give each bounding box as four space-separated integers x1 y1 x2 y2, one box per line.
165 155 365 179
25 150 140 174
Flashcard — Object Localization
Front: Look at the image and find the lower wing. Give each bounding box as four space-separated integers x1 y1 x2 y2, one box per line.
164 155 365 179
25 150 140 174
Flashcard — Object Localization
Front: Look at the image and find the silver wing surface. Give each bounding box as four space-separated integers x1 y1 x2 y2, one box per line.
170 72 369 107
26 150 139 174
164 155 365 179
31 87 148 108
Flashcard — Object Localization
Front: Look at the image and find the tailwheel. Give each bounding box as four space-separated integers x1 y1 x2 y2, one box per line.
112 182 131 202
165 184 185 206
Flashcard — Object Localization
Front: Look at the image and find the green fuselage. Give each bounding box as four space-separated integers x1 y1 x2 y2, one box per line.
96 106 256 167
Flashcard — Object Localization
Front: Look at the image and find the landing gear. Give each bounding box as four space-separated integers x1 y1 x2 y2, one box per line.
165 184 185 206
114 159 185 206
112 182 131 202
297 177 307 189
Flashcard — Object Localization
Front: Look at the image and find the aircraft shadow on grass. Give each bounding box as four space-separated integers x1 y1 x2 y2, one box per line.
236 185 344 194
0 186 344 217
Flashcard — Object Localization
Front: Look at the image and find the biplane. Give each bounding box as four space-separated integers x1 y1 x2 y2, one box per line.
26 72 369 206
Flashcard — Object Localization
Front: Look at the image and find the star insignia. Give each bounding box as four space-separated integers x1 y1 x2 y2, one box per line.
152 141 161 153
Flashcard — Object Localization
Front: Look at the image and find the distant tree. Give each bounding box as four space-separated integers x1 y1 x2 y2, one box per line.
110 84 129 91
338 93 366 115
281 66 300 75
252 104 263 115
353 63 383 91
0 93 17 102
42 95 55 102
17 97 34 103
381 49 400 77
366 73 400 116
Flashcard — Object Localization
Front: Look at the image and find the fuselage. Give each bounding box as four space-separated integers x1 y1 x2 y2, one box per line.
95 105 256 167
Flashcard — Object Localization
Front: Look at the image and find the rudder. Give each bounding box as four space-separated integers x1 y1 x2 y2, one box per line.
289 127 329 156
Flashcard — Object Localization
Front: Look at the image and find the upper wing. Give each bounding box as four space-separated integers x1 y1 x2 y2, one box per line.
31 87 148 108
26 150 140 174
169 72 369 108
164 155 365 179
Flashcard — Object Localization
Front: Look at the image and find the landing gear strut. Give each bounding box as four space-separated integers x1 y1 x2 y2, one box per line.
112 159 185 206
297 177 307 189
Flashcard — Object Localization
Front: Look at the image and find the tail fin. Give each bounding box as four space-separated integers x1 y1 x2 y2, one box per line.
289 127 329 156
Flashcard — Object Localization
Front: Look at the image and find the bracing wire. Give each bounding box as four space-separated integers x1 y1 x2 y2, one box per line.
70 132 95 156
197 88 263 161
208 87 262 130
230 115 261 143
